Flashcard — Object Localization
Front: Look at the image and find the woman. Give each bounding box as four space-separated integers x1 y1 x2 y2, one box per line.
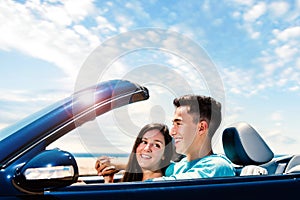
96 123 174 182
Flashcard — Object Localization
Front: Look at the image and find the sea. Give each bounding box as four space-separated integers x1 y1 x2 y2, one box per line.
74 153 130 158
73 153 130 176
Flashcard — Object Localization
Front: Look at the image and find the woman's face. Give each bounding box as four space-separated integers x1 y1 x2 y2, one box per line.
136 129 166 171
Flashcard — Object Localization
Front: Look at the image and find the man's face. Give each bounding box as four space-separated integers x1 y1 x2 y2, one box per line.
170 106 198 155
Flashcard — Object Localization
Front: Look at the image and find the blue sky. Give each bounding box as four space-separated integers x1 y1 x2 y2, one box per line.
0 0 300 155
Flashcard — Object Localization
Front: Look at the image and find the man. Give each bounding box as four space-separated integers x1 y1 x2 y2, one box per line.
148 95 235 180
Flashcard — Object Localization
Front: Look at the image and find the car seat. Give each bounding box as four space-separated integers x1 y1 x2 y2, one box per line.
222 122 274 175
284 155 300 174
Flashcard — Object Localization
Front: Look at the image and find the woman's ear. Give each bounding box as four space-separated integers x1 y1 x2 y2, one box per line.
197 121 208 135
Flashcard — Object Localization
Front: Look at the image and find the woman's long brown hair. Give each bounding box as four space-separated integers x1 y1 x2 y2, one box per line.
121 123 174 182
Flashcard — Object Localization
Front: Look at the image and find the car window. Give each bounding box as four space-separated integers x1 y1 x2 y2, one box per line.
0 100 64 141
46 109 131 177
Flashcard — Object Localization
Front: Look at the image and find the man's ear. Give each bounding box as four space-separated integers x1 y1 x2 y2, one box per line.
197 120 208 135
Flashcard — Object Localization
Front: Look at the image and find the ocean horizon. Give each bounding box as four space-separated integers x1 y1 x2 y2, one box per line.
74 152 130 158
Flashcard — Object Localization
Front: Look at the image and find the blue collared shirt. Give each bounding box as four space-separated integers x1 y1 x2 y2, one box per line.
149 154 235 181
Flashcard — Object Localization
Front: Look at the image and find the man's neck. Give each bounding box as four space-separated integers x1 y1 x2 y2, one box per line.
186 142 213 162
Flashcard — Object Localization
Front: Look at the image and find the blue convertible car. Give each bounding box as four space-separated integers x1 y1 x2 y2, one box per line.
0 79 299 199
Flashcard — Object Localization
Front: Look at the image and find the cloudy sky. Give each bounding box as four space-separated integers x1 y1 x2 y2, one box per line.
0 0 300 155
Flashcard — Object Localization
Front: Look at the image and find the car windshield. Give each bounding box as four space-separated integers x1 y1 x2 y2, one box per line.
46 106 133 177
0 99 66 141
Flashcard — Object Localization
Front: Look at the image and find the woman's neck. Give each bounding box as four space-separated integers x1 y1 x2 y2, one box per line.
142 169 163 181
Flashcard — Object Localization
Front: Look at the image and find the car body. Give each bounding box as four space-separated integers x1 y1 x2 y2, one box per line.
0 79 299 199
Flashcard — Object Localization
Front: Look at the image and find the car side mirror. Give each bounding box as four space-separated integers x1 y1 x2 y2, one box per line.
13 149 79 193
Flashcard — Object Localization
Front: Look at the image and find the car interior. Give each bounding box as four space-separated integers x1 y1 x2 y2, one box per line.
222 121 300 176
47 120 300 186
78 121 300 184
80 121 300 184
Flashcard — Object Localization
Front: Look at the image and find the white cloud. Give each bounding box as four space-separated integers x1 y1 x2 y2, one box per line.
40 3 73 26
221 66 258 96
232 11 241 18
285 0 300 21
275 44 298 62
254 25 300 91
232 0 254 6
63 0 95 22
297 58 300 69
274 26 300 41
288 85 299 91
95 16 117 34
269 1 290 18
250 30 260 39
125 1 150 20
0 0 101 81
243 2 266 22
73 24 100 47
115 14 134 32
